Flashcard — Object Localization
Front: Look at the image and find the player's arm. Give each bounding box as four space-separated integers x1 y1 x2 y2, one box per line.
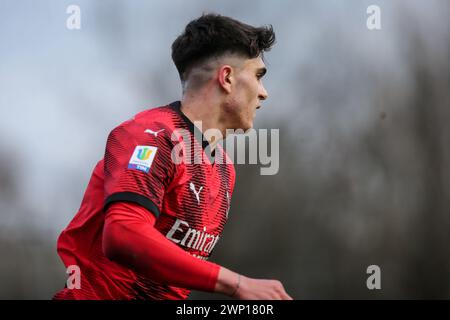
103 201 219 292
102 201 292 299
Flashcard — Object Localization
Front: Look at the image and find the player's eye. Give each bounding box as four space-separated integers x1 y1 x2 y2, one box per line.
256 74 264 80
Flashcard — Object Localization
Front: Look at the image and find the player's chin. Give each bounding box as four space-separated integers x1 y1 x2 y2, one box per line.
242 121 253 131
237 117 252 130
232 122 253 132
233 117 254 132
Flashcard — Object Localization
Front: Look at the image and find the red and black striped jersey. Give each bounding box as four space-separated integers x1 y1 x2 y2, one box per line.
54 101 235 300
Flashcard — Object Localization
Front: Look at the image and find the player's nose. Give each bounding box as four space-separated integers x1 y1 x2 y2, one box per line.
258 84 268 101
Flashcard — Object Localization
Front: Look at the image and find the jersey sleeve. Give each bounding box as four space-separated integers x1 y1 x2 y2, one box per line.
103 202 220 292
103 119 176 218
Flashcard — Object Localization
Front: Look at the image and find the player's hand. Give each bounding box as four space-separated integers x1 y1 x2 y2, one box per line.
215 267 293 300
233 275 293 300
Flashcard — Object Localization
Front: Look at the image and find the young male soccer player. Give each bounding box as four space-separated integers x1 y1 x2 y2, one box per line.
54 13 292 300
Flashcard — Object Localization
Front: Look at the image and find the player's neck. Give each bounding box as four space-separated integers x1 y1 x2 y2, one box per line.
180 96 227 150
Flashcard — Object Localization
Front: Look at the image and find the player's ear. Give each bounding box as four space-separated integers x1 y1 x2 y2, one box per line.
218 65 233 94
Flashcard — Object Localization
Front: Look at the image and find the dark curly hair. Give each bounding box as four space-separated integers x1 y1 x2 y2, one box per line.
171 13 276 81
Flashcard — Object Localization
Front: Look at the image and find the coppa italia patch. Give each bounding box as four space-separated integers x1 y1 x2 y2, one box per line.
127 146 158 173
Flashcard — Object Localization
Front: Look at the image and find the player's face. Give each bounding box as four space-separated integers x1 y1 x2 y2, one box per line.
229 56 268 130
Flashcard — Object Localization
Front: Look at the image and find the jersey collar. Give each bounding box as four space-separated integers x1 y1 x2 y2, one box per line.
169 101 216 162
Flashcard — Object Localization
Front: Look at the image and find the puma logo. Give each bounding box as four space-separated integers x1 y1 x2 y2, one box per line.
189 182 203 205
144 128 165 137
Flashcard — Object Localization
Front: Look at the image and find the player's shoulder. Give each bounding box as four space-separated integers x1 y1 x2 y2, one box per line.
112 103 178 132
107 102 178 146
132 103 178 131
